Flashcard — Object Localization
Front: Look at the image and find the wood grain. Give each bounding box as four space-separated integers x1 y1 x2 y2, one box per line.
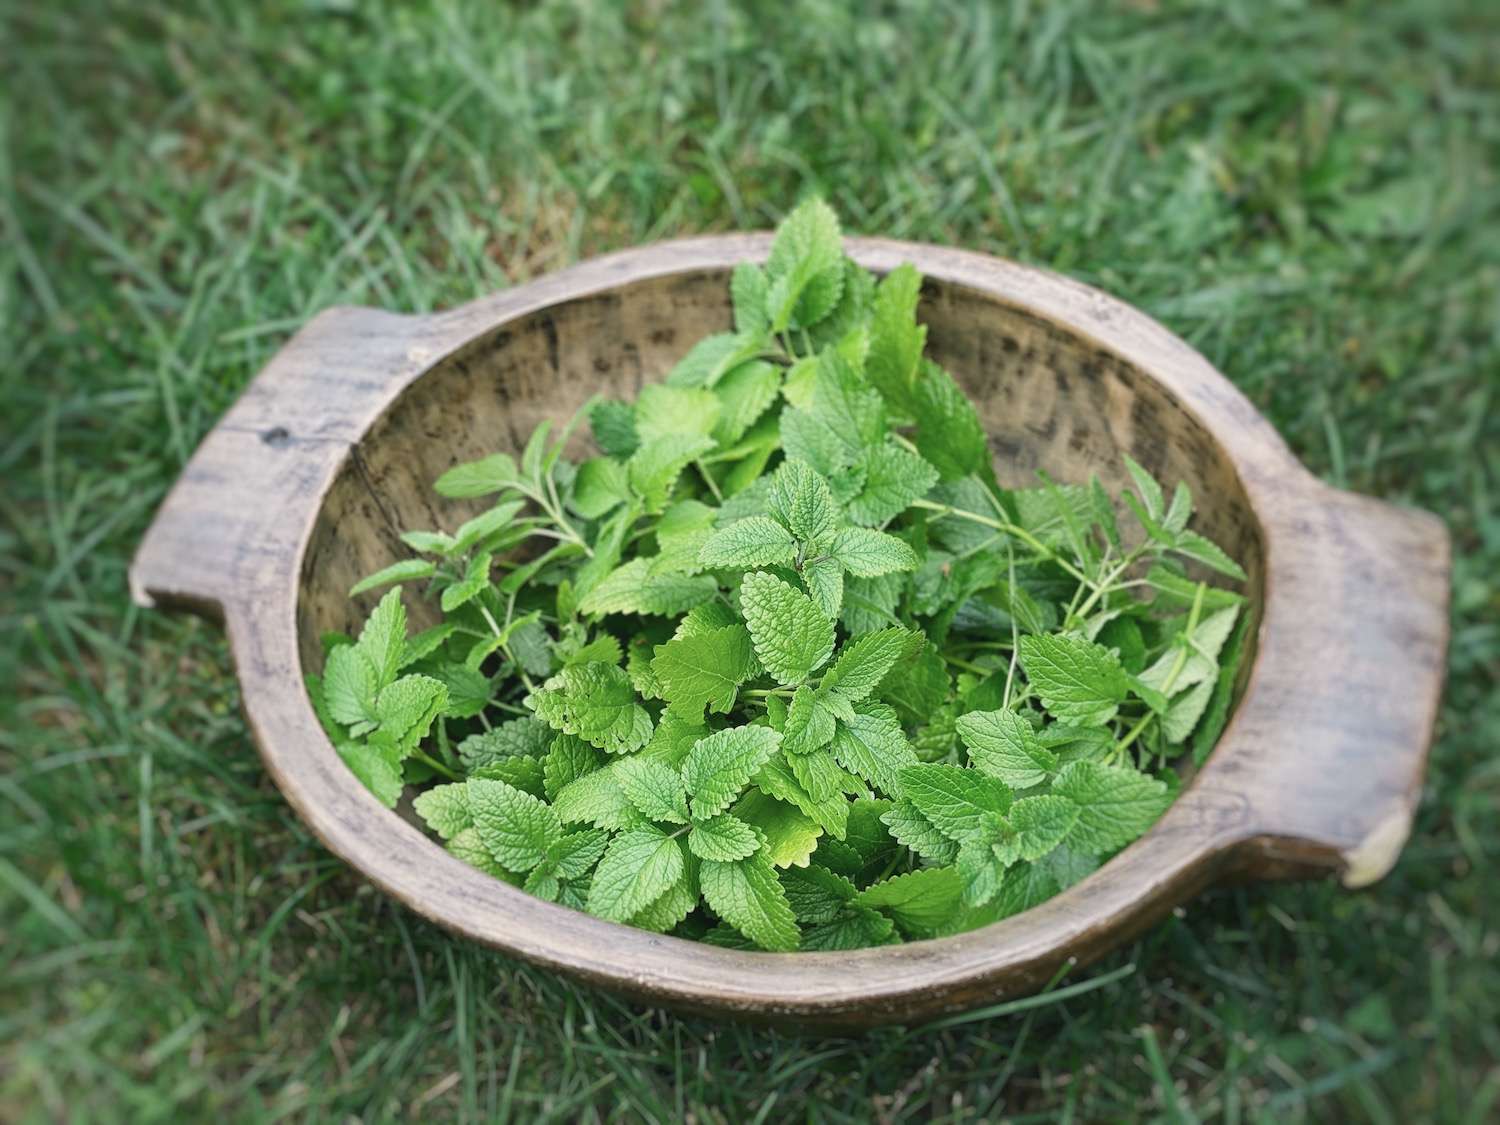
130 236 1450 1028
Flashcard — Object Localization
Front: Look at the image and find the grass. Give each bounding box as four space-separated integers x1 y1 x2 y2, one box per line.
3 0 1497 1119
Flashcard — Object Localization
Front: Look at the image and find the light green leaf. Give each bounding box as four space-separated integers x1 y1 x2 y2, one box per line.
440 551 493 612
337 740 404 807
635 384 721 445
828 527 918 577
854 865 963 939
1162 677 1214 742
451 500 527 555
800 906 896 950
434 453 521 498
650 623 755 720
900 763 1012 844
956 709 1058 789
551 763 641 830
357 587 408 689
753 755 848 839
911 360 987 482
1173 532 1248 581
731 262 770 335
350 559 436 597
1006 795 1080 861
585 825 686 922
765 458 839 543
1122 455 1165 520
683 725 782 819
571 457 631 519
1017 633 1129 726
615 756 690 824
699 517 797 570
323 645 379 730
628 433 716 512
712 360 781 446
831 703 916 797
589 399 639 459
821 628 909 702
802 557 844 620
848 442 939 526
1051 760 1170 855
739 571 836 685
578 557 718 617
700 852 800 952
688 813 763 861
782 685 837 755
467 777 562 873
412 783 472 840
734 789 825 868
529 661 653 754
864 263 927 415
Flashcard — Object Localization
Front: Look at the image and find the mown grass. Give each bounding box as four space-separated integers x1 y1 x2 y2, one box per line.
3 1 1497 1120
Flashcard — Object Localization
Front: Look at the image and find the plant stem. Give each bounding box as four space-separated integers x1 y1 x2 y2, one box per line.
412 750 460 782
909 499 1090 584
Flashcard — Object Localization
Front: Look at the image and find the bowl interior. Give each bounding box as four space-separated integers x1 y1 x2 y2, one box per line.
298 265 1265 708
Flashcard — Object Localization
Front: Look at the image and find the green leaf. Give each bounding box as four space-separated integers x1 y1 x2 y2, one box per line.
357 587 408 689
1173 531 1249 581
350 559 436 597
467 777 562 873
451 500 527 555
373 674 447 753
712 360 781 446
752 755 848 839
1051 760 1170 855
956 840 1007 907
629 867 699 933
700 852 800 952
731 262 770 335
778 864 857 923
765 458 839 543
628 433 715 512
1006 795 1080 861
589 399 639 459
635 384 721 445
864 263 926 415
401 529 457 556
571 457 631 519
821 628 909 703
529 661 653 754
828 527 918 577
831 704 916 797
956 709 1058 789
911 361 988 482
1017 633 1129 726
458 717 553 771
739 571 836 685
552 763 641 830
878 643 951 724
615 756 690 824
445 826 517 880
734 789 825 868
323 645 379 730
688 813 763 861
802 557 844 620
683 725 783 819
650 623 755 720
1122 455 1165 520
993 862 1061 920
900 763 1012 844
782 685 837 755
666 331 764 389
848 443 939 526
578 558 718 617
585 825 686 922
698 517 797 570
1162 678 1214 743
1193 614 1249 766
440 551 493 612
434 453 521 498
337 740 404 807
879 800 960 865
788 746 853 803
542 734 600 799
801 906 896 950
855 866 963 939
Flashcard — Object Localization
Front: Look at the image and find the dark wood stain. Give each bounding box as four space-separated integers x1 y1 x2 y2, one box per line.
128 235 1451 1030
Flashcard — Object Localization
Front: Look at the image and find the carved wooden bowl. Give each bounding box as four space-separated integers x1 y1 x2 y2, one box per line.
131 236 1450 1028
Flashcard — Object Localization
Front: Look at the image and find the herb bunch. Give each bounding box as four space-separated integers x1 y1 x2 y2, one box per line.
309 200 1249 952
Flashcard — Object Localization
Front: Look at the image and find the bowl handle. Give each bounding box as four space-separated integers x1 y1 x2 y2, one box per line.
1229 483 1450 887
129 305 432 618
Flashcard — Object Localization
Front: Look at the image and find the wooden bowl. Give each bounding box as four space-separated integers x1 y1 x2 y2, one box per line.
130 236 1450 1028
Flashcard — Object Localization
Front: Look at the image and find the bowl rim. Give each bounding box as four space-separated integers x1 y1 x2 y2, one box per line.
133 234 1450 1027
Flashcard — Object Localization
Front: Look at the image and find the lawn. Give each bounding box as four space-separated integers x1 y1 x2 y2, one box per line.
3 0 1497 1120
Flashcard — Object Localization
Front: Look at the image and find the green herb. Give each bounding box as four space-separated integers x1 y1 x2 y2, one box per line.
311 200 1249 951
